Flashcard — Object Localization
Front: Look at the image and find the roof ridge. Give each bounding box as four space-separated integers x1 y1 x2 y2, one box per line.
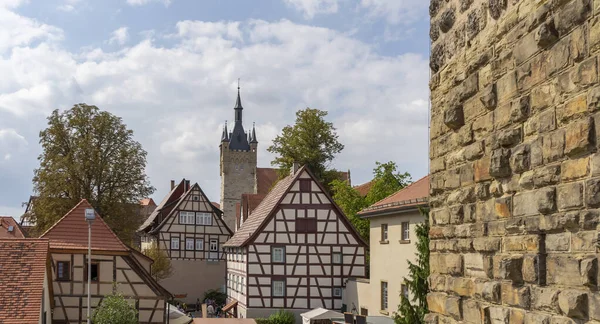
39 198 88 238
366 174 428 207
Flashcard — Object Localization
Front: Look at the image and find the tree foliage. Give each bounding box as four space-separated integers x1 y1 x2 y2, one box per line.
331 161 412 243
31 104 154 243
268 108 344 184
203 289 227 306
256 310 295 324
143 242 173 281
91 290 138 324
394 209 430 324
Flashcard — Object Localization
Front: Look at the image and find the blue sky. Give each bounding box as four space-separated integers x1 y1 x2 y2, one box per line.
0 0 430 218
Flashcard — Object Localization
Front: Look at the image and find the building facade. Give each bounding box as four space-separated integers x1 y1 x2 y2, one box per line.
223 165 368 320
344 176 429 317
139 179 232 304
41 199 170 323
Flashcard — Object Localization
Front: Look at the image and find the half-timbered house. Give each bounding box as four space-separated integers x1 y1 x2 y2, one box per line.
138 179 232 304
40 199 171 324
223 165 368 320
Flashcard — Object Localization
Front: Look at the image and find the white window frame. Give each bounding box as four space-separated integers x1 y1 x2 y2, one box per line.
185 238 194 250
272 247 285 263
179 211 195 224
210 239 218 252
273 280 285 297
332 252 342 264
381 224 388 242
171 237 180 250
196 212 212 226
333 287 342 297
196 239 204 251
402 222 410 241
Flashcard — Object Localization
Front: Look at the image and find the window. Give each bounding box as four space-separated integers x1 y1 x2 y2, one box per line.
186 238 194 250
196 212 212 226
56 261 70 281
296 218 317 233
360 308 368 316
333 287 342 297
401 284 409 300
272 246 285 263
171 237 180 250
402 222 410 241
179 211 195 224
85 263 99 282
210 239 218 251
241 277 245 293
193 195 200 201
381 281 388 310
299 179 311 192
196 239 204 251
332 252 342 264
273 280 285 297
381 224 388 242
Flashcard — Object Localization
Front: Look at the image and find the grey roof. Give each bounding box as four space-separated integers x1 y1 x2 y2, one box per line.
228 89 251 151
250 123 258 143
221 122 229 142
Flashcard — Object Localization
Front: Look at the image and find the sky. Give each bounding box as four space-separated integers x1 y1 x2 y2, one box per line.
0 0 431 219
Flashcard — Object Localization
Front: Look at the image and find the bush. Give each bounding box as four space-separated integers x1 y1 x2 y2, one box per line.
269 309 295 324
203 289 227 307
91 291 137 324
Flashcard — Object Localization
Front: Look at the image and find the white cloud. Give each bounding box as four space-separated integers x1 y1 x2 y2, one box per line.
0 0 27 9
126 0 171 7
0 5 63 53
284 0 340 19
0 10 429 212
108 27 129 45
360 0 428 25
57 0 82 12
0 128 28 161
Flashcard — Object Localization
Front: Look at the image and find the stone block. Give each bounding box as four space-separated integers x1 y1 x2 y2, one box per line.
473 113 493 140
494 196 512 218
464 253 488 279
476 182 491 200
459 163 475 186
489 0 507 20
438 8 455 33
530 137 544 167
511 95 530 123
465 141 484 161
501 282 530 308
484 306 509 323
557 182 584 211
446 276 474 297
427 292 447 315
589 86 600 112
496 71 517 103
494 255 523 283
547 256 598 286
573 56 598 88
561 157 589 180
514 31 540 65
445 104 465 130
590 293 600 321
586 178 600 207
536 187 556 214
447 186 476 205
523 255 539 283
532 286 560 313
446 296 462 320
509 308 525 324
429 274 447 292
473 237 502 252
541 211 580 231
497 127 521 147
555 0 592 36
423 313 438 324
581 209 600 229
482 281 501 304
462 299 482 323
535 20 559 48
524 313 550 324
565 117 594 157
480 83 497 110
432 208 451 225
475 156 492 182
431 253 463 276
546 232 571 251
519 171 534 189
533 164 561 188
503 235 539 252
490 148 511 178
558 290 588 319
531 82 557 112
513 191 538 216
538 108 557 133
558 94 587 125
542 129 565 163
490 180 503 197
572 231 596 252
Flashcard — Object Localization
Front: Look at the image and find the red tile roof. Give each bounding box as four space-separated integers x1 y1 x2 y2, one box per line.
212 202 221 209
0 239 50 323
256 167 280 195
140 198 157 206
358 175 429 216
353 180 373 197
0 216 26 239
40 199 129 252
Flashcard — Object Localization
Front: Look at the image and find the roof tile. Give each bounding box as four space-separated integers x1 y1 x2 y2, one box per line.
0 216 26 239
358 175 429 215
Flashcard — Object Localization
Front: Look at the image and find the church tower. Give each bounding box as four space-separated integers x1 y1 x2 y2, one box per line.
220 86 258 231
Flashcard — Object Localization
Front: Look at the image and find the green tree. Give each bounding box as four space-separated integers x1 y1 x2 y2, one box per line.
143 242 173 281
366 161 412 205
91 290 138 324
330 179 369 240
394 209 430 324
32 104 154 243
268 108 344 184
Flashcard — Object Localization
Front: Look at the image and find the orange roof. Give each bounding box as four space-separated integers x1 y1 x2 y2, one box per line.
0 239 49 323
256 167 280 195
211 202 221 209
0 216 26 239
354 180 373 197
140 198 156 206
40 199 129 252
358 175 429 216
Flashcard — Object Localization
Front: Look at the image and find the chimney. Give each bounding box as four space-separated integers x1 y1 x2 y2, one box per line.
355 315 366 324
185 180 191 191
170 180 175 190
291 162 300 175
344 313 354 324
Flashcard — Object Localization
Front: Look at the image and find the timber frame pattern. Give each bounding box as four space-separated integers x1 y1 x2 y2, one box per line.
224 166 368 316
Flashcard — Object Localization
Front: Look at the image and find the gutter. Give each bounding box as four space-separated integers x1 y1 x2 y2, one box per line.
358 203 428 219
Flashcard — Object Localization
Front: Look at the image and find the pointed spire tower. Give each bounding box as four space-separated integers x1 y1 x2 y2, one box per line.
221 121 229 142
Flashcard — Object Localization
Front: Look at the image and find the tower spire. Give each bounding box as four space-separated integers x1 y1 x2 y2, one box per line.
234 78 242 112
221 121 229 142
250 122 258 143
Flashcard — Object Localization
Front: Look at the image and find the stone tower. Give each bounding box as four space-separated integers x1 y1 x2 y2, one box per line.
429 0 600 323
220 87 258 231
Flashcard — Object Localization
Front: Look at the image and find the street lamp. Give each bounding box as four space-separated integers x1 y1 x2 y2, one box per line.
84 208 95 324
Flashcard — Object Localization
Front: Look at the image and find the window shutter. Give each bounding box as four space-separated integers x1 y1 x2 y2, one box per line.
307 218 317 232
296 219 306 232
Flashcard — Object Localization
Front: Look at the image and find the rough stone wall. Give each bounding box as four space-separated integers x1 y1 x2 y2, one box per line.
428 0 600 322
220 143 257 231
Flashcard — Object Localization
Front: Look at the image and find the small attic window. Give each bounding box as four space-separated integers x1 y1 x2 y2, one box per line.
299 179 311 192
193 195 200 201
7 225 14 232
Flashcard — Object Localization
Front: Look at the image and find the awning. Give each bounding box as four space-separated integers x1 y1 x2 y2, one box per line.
222 299 238 313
